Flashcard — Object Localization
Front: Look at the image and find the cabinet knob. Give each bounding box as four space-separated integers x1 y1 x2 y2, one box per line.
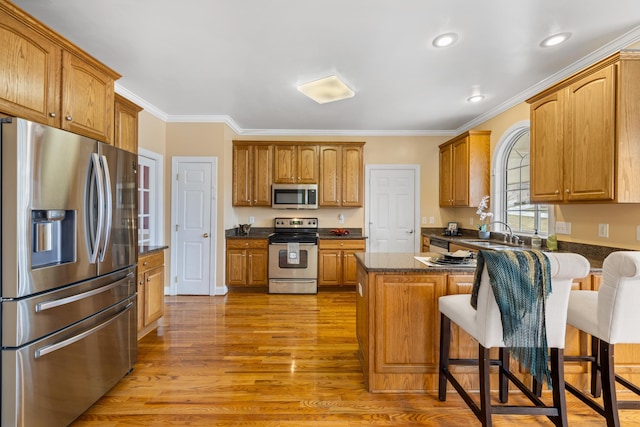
143 261 148 266
555 190 559 195
147 277 152 282
49 112 56 118
65 115 73 121
340 242 344 246
203 233 209 238
565 189 570 193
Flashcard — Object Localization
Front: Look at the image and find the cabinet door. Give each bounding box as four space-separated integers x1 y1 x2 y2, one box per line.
226 249 247 285
232 145 252 206
61 51 114 143
451 137 470 206
0 12 60 126
439 144 453 207
342 250 360 285
114 94 141 154
137 273 145 331
273 145 296 183
144 266 165 325
565 64 616 201
247 249 268 286
318 249 341 286
530 92 565 202
319 146 341 207
342 145 363 207
297 145 318 183
252 145 272 206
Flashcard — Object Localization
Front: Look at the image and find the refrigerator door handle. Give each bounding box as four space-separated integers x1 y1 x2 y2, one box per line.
34 301 134 359
87 153 105 264
35 272 134 312
99 154 112 261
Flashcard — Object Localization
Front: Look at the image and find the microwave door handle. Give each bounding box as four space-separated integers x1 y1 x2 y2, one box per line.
98 155 112 261
87 153 104 264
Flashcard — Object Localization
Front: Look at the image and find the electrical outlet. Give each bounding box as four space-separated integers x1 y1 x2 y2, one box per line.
338 213 344 224
637 225 640 241
598 223 609 238
555 221 572 235
422 216 427 224
470 217 474 226
249 216 254 224
429 216 435 224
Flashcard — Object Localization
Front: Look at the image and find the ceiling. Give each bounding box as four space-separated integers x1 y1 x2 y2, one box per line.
13 0 640 136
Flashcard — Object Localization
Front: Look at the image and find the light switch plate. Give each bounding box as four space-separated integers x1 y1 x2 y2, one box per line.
555 221 572 235
598 223 609 238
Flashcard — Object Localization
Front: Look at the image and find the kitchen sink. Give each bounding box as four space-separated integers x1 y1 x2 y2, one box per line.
458 239 522 251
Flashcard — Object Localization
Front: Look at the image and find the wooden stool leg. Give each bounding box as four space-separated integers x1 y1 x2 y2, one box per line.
438 313 451 401
600 342 620 427
550 348 568 427
591 336 602 398
499 348 509 403
479 344 492 427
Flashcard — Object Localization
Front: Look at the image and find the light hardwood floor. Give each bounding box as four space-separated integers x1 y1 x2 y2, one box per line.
72 292 639 426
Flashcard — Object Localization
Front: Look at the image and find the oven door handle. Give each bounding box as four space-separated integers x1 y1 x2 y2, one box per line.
269 279 317 284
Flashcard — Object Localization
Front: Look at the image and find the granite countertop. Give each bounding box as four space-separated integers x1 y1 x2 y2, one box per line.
225 227 367 240
139 245 168 256
355 252 477 273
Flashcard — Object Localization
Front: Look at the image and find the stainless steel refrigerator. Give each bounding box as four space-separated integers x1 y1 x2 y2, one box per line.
1 117 138 426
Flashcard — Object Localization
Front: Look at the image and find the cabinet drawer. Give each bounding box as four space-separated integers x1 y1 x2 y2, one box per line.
226 239 268 250
138 252 164 272
319 239 366 251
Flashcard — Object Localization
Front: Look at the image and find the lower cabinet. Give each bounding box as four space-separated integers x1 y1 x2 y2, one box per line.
225 239 268 287
137 251 165 339
318 239 366 287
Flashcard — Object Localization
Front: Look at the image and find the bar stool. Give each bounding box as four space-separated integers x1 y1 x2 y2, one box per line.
564 251 640 427
438 251 590 427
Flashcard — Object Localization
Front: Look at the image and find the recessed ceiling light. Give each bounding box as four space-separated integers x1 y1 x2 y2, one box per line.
297 75 355 104
467 95 485 103
540 32 571 48
432 32 458 48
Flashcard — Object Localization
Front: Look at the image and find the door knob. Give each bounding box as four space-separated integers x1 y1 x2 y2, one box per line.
203 233 209 238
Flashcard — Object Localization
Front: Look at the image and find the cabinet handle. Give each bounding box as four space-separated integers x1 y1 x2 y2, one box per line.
49 112 56 118
65 115 73 121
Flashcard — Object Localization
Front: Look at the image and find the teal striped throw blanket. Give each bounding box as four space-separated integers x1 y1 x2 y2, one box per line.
470 250 552 387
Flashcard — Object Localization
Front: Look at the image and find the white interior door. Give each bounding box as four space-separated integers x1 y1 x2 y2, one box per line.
172 157 217 295
366 165 420 253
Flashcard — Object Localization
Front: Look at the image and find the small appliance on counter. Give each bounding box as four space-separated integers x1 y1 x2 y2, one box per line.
444 221 461 236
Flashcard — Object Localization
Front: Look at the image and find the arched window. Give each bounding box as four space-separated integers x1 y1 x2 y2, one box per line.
492 121 551 236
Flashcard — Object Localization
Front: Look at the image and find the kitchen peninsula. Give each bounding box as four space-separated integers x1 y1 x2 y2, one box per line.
354 251 605 394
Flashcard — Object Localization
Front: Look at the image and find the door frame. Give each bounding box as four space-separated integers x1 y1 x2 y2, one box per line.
365 164 421 253
170 156 218 296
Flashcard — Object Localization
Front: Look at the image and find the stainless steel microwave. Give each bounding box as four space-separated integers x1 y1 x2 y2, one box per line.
272 184 318 209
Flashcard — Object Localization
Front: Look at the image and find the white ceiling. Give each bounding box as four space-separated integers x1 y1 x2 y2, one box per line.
13 0 640 136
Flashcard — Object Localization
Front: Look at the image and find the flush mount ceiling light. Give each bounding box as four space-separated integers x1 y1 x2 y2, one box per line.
297 75 355 104
432 32 459 48
467 95 485 103
540 32 572 47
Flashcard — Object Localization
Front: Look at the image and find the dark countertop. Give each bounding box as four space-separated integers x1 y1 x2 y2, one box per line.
225 227 367 240
421 230 605 271
139 245 168 256
355 252 477 273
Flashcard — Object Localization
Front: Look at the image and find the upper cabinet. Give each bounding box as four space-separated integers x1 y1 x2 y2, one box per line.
273 144 318 184
232 143 273 207
439 131 490 207
114 94 142 154
0 2 120 143
319 144 364 207
528 51 640 203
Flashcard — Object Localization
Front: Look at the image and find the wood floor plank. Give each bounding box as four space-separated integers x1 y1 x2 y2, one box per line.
71 292 640 426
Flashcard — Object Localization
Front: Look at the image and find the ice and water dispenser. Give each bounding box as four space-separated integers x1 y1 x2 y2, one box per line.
31 209 75 268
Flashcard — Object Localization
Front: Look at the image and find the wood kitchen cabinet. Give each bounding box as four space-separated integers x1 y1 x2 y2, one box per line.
114 94 142 154
273 144 318 184
0 2 119 143
439 131 491 207
137 250 165 339
318 239 366 287
232 143 273 206
528 51 640 203
225 239 268 287
319 144 364 207
421 235 430 252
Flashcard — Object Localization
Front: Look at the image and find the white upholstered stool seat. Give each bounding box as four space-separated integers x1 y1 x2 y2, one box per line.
564 251 640 427
438 251 590 427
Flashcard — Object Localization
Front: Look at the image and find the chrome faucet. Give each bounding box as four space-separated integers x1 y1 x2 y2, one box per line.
489 221 514 244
